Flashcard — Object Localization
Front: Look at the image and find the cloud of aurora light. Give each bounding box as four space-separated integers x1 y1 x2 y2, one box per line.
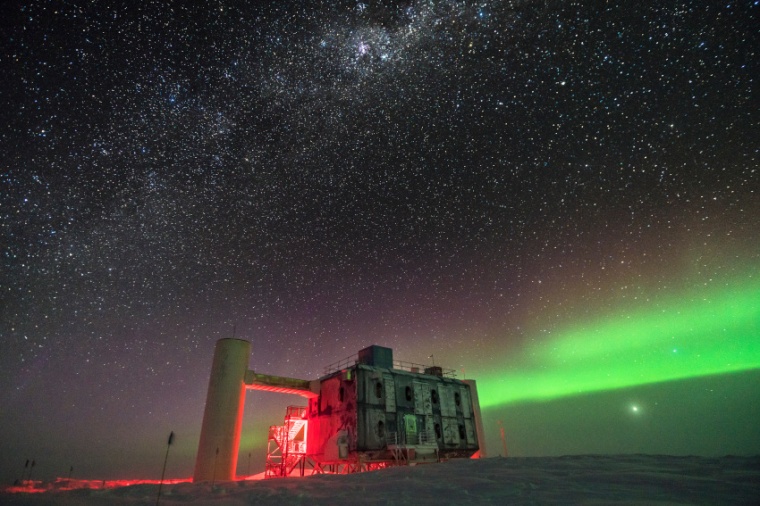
478 276 760 409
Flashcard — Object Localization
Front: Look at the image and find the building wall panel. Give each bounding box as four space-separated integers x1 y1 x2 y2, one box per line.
413 380 432 415
307 374 357 459
383 373 396 413
460 386 472 418
357 405 387 450
395 376 415 410
442 416 460 446
464 418 476 445
440 384 456 417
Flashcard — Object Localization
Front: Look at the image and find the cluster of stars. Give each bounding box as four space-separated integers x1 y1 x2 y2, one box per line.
0 0 757 481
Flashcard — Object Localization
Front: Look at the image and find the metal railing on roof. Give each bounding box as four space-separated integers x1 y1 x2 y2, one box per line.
322 354 456 378
322 354 359 376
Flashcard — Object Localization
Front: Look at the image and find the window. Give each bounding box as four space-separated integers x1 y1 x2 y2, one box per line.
405 386 413 402
378 420 385 438
375 381 383 399
431 389 439 404
459 424 466 440
454 391 461 407
434 423 442 440
339 386 344 403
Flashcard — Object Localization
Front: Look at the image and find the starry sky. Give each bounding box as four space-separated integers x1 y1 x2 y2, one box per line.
1 0 759 482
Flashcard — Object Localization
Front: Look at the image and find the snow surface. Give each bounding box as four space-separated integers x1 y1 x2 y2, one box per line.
2 455 759 505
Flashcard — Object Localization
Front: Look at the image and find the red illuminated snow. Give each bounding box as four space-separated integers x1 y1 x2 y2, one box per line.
2 455 759 505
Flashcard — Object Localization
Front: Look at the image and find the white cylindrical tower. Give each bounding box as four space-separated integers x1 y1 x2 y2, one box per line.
193 338 251 482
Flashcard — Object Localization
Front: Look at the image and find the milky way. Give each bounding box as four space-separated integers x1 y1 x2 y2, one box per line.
1 0 758 481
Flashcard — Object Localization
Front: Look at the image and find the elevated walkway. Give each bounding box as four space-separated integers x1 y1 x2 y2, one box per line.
244 371 318 398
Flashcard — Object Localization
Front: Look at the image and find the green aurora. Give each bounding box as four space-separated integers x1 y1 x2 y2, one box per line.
478 277 760 409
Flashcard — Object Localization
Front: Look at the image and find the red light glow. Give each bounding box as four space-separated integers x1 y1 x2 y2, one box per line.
4 477 191 494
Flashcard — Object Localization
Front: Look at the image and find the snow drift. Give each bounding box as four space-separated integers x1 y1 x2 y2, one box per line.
2 455 759 505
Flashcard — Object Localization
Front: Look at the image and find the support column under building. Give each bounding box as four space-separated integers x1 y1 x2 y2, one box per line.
193 338 251 482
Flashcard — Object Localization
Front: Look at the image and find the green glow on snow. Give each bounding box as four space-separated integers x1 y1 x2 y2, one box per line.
478 277 760 408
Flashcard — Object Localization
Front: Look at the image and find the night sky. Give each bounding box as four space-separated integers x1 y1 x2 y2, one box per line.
2 0 759 482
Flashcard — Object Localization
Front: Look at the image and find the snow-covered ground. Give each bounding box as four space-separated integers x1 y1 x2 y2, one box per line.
2 455 759 505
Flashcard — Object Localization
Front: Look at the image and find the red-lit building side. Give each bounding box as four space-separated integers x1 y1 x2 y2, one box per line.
267 345 481 476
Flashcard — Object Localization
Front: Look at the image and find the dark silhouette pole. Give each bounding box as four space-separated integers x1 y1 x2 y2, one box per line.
27 459 36 485
212 447 219 486
19 459 29 485
498 420 508 457
156 431 174 506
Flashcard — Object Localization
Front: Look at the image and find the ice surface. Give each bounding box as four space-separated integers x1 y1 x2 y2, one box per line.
2 455 759 505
